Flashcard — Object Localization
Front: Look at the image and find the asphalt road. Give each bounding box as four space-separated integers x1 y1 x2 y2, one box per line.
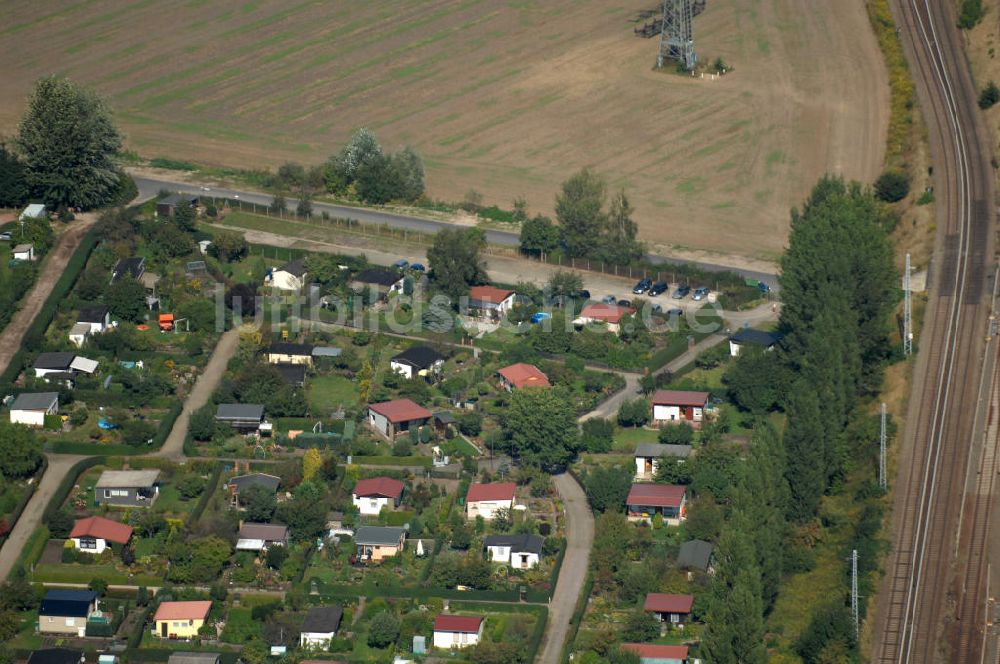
133 175 780 290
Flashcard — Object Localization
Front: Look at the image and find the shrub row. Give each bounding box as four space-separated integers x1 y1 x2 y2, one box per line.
188 462 224 526
866 0 915 164
152 401 184 449
42 456 106 523
349 455 434 468
0 228 100 392
560 573 594 664
0 456 47 547
546 538 568 600
313 582 524 603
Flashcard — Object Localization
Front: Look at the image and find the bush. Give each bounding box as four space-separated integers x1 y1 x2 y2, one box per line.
367 610 400 648
580 418 613 453
458 412 483 436
979 81 1000 109
959 0 985 29
658 423 694 445
874 170 910 203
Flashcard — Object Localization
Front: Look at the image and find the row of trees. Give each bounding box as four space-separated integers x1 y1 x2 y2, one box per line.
519 168 644 266
2 77 133 210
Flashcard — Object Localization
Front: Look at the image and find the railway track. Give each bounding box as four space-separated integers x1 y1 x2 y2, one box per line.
873 0 996 661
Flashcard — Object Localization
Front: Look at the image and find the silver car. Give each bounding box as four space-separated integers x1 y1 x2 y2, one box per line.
692 287 710 301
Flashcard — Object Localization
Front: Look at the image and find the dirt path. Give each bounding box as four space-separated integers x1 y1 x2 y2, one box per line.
0 454 87 581
0 215 97 377
539 473 594 664
155 327 242 461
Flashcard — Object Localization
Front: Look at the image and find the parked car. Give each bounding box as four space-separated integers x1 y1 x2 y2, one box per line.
0 232 10 241
602 294 617 305
667 307 684 317
692 287 710 301
573 289 591 300
617 299 632 307
410 263 426 271
649 281 668 296
632 278 652 295
671 284 691 299
393 259 409 269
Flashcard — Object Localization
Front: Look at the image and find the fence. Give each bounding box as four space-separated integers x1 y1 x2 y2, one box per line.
213 205 769 296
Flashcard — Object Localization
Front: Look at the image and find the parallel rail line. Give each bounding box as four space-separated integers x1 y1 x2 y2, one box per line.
875 0 995 661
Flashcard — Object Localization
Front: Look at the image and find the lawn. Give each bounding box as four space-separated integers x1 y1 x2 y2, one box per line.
308 374 359 412
613 426 659 452
32 562 162 586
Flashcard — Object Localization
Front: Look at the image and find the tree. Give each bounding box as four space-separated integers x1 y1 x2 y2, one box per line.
583 465 633 513
0 423 42 479
795 603 857 664
302 448 322 482
580 418 614 453
340 128 383 181
189 404 218 442
211 230 249 263
393 145 425 201
88 578 109 596
105 275 146 322
980 81 1000 109
602 189 643 265
240 484 277 522
177 475 206 500
427 227 488 300
0 611 17 644
172 202 196 231
296 194 313 217
187 536 232 583
873 170 910 203
546 270 584 301
270 193 287 214
556 168 607 258
959 0 985 29
276 481 328 541
623 610 660 642
492 507 512 533
690 443 741 505
701 524 767 664
16 76 125 209
265 545 288 570
783 383 828 521
658 422 694 444
0 143 27 208
519 214 560 256
504 386 579 470
725 346 788 414
617 398 650 428
46 509 75 538
367 610 400 648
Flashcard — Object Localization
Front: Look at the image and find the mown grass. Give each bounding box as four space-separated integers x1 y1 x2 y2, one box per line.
867 0 915 165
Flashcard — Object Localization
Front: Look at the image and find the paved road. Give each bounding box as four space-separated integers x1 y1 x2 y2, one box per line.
538 473 594 664
0 214 98 377
155 327 242 461
133 174 780 289
0 454 86 581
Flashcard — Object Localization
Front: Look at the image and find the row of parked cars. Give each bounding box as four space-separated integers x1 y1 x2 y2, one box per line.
631 279 710 301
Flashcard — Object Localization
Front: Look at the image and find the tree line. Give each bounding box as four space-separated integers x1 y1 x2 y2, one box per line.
518 168 644 266
1 76 135 211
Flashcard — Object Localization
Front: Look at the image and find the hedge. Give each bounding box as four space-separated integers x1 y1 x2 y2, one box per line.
43 456 106 523
45 442 137 455
0 228 99 392
560 573 594 664
152 401 184 449
312 581 524 603
123 649 238 664
0 456 47 547
188 462 224 525
449 601 548 663
349 455 433 468
546 538 568 600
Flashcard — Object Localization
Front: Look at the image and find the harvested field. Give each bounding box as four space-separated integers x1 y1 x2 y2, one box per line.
0 0 888 261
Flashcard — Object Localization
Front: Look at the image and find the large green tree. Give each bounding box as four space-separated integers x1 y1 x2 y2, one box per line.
0 422 43 479
16 76 125 209
700 521 767 664
105 276 147 322
427 227 488 301
783 382 827 521
556 168 607 258
0 143 28 208
519 214 560 256
503 385 579 471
